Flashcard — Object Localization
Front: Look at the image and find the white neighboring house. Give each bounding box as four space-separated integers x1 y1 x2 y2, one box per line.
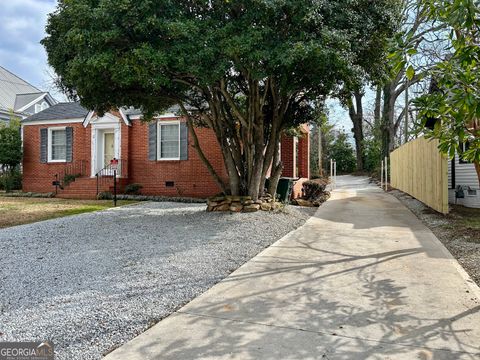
448 143 480 208
0 65 56 124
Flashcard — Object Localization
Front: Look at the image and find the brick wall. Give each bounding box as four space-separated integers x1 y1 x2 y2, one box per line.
280 125 310 198
22 122 91 193
128 119 228 198
22 116 310 199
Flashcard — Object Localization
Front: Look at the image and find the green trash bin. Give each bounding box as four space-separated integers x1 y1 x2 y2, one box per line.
276 177 294 202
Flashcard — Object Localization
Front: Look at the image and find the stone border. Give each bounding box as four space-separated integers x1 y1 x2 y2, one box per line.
115 194 206 203
1 192 55 198
207 194 283 212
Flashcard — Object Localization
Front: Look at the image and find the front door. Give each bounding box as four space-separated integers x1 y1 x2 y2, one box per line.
103 132 115 168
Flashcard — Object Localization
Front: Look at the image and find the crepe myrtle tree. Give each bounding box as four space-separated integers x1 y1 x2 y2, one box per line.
43 0 398 200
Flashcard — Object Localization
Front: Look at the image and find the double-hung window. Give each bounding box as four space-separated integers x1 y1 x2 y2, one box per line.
48 127 67 162
157 121 180 160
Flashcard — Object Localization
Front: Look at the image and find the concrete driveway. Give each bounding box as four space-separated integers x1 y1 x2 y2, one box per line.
105 176 480 360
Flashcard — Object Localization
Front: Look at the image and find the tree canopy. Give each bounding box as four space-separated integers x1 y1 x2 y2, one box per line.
43 0 399 199
414 0 480 185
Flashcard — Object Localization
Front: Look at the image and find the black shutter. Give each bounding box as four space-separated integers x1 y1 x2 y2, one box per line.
40 128 48 163
148 121 157 161
66 127 73 162
180 122 188 160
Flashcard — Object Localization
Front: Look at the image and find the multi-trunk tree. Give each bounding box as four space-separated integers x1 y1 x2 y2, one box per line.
43 0 398 200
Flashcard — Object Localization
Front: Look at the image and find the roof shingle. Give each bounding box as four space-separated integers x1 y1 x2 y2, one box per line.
22 102 89 122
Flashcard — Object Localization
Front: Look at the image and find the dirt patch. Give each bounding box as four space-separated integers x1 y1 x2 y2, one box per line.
390 189 480 286
0 197 136 228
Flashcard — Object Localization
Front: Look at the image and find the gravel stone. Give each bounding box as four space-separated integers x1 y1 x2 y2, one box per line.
0 201 314 360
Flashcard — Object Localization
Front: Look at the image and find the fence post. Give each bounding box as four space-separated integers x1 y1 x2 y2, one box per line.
385 156 388 191
113 169 117 207
334 161 337 189
381 160 384 189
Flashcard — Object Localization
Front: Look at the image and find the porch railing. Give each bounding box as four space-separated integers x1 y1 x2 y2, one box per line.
54 160 89 190
95 158 128 195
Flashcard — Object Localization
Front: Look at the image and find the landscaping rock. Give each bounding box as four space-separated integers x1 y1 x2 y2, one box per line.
229 203 243 212
243 204 260 212
215 204 231 211
295 199 315 207
260 202 272 211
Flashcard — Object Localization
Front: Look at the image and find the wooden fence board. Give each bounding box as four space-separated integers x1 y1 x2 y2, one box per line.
390 137 449 214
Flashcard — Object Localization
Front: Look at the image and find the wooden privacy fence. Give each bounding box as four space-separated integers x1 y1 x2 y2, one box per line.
390 136 449 214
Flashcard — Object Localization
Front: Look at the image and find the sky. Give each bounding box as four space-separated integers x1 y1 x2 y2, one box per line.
0 0 58 93
0 0 351 130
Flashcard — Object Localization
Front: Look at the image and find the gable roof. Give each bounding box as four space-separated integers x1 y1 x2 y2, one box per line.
14 92 49 111
22 102 89 122
0 66 41 110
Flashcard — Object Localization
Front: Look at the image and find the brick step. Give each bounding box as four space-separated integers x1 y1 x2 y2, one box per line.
56 176 128 199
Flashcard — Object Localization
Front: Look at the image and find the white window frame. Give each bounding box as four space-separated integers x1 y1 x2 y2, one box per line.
41 101 49 111
48 126 67 163
157 120 180 160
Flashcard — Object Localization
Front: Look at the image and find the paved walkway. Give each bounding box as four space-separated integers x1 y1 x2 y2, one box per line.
105 176 480 360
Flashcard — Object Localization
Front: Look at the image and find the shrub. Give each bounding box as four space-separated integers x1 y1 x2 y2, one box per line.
97 191 113 200
302 180 327 200
0 169 22 192
124 183 143 195
63 174 80 186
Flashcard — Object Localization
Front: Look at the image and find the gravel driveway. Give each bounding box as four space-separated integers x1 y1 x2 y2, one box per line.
0 201 313 360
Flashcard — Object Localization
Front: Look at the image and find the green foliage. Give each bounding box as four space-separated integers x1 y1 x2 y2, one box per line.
0 169 22 192
413 0 480 183
97 191 113 200
43 0 399 197
124 183 143 195
44 0 399 113
328 131 357 174
363 137 383 173
63 173 82 186
302 180 327 201
0 118 22 170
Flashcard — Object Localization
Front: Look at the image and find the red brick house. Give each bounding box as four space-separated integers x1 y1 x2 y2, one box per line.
21 102 310 199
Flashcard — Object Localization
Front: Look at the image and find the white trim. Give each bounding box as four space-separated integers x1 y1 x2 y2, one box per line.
83 111 130 127
119 108 132 126
22 118 84 126
83 111 95 127
47 126 67 163
129 113 179 120
16 93 48 113
90 117 122 177
157 120 181 161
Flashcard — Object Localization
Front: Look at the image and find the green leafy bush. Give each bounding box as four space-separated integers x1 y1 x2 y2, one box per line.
302 180 327 201
63 173 81 186
0 169 22 192
97 191 113 200
124 183 143 195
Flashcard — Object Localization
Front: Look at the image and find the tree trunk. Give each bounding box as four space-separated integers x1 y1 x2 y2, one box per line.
348 90 365 171
475 161 480 188
179 76 294 201
374 86 382 128
381 83 396 158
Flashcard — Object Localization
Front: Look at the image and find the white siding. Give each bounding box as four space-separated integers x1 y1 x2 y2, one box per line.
454 153 478 189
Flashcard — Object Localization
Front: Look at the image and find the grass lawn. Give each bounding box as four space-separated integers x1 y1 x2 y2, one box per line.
0 196 137 229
